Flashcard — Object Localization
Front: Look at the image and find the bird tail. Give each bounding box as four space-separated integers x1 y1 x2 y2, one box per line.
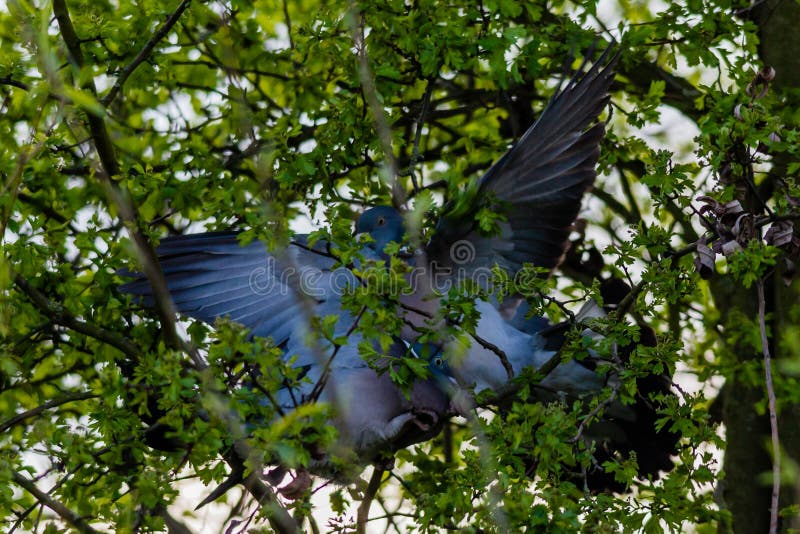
530 278 679 493
582 278 679 492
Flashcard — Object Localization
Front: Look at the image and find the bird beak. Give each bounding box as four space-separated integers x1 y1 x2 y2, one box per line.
448 389 475 418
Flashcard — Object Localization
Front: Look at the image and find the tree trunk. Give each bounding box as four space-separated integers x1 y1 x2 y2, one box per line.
713 277 773 533
718 2 800 531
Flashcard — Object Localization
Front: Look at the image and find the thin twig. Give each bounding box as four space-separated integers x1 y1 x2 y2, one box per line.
308 306 367 401
408 79 435 193
101 0 192 106
569 387 620 444
757 279 780 534
345 3 404 208
470 331 514 380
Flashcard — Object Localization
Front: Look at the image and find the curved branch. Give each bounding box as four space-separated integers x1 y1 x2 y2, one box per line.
12 471 101 534
0 391 97 434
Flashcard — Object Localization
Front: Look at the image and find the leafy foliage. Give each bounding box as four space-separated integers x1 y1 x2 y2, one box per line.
3 0 800 532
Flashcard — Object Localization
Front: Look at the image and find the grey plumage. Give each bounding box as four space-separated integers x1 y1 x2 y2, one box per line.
120 46 677 496
121 232 448 469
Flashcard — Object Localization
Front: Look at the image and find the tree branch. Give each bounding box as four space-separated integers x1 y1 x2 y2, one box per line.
53 0 203 367
0 391 97 434
14 275 141 360
282 0 294 49
407 79 435 193
53 0 119 177
160 509 194 534
241 469 300 533
356 468 384 534
12 471 101 534
569 387 620 444
101 0 192 106
470 331 514 380
0 76 30 91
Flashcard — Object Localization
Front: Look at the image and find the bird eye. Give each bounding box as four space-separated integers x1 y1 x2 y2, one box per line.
434 357 443 367
377 217 385 226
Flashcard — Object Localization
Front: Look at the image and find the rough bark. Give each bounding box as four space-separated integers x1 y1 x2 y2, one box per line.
713 276 773 533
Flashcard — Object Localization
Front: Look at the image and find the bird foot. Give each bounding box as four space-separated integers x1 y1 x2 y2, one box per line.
411 408 440 431
413 419 430 431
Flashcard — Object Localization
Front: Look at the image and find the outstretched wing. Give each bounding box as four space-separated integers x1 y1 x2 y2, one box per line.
426 47 617 279
119 231 353 351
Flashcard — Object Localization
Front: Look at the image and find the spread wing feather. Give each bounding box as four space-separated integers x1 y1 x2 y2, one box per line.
120 232 341 349
427 47 617 277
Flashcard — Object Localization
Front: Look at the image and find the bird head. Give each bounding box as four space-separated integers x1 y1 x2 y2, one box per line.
411 342 453 383
354 206 405 255
412 342 475 417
